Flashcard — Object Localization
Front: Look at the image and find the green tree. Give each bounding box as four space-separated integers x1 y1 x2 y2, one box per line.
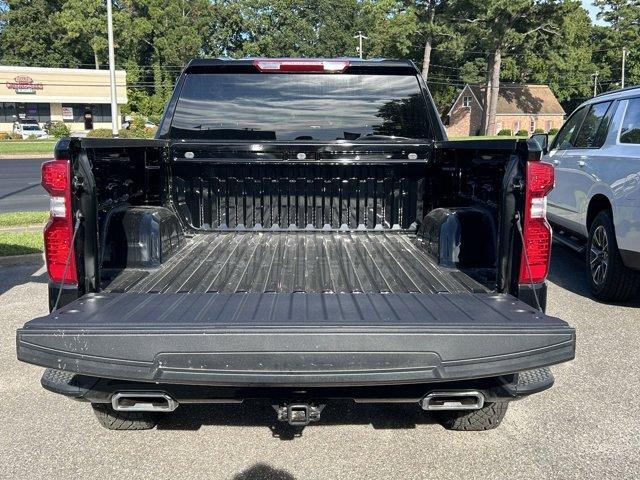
358 0 419 59
0 0 629 123
0 0 70 66
592 0 640 90
139 0 213 67
205 0 246 56
236 0 359 58
409 0 464 116
507 1 596 104
120 0 215 116
452 0 565 134
55 0 110 69
412 0 458 79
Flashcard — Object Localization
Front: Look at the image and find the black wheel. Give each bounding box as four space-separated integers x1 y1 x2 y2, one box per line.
587 210 640 302
435 402 508 431
91 403 157 430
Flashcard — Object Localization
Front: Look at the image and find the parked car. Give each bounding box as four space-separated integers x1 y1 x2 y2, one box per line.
121 117 156 130
12 119 47 139
536 85 640 302
16 58 575 432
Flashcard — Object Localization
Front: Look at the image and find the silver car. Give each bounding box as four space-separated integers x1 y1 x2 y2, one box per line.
539 86 640 301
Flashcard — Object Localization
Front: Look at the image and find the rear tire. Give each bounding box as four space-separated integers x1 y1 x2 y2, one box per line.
586 210 640 302
91 403 157 430
436 402 508 431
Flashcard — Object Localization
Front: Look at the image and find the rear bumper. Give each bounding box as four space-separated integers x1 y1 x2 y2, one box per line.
517 282 547 311
41 367 556 404
18 328 575 388
18 332 574 387
48 282 79 311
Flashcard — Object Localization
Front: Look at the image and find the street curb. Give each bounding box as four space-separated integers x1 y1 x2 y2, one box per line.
0 253 44 267
0 225 45 233
0 153 52 160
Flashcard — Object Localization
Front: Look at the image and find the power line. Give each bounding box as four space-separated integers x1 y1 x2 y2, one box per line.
1 77 619 90
3 43 632 69
427 45 630 56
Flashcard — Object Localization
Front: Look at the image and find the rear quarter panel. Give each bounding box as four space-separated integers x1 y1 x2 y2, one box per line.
615 204 640 258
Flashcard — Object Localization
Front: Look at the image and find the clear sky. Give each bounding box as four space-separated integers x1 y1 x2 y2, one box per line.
582 0 607 25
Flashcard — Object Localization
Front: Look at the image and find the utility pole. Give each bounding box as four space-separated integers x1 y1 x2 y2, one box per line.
106 0 118 136
621 47 628 89
592 71 599 97
354 31 368 59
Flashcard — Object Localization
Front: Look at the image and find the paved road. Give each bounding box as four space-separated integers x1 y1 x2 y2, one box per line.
1 245 639 479
0 158 48 213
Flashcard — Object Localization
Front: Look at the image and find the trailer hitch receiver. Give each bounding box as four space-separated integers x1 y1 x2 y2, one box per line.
273 403 325 426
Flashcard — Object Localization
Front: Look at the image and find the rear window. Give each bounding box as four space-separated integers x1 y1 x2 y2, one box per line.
620 98 640 144
169 73 432 141
573 101 613 148
551 107 587 150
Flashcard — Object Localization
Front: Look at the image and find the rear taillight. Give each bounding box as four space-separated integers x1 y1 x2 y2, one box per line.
519 161 555 284
253 59 349 73
42 159 77 284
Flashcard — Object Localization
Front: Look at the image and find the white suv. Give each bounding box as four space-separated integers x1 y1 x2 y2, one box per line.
541 86 640 302
13 120 47 139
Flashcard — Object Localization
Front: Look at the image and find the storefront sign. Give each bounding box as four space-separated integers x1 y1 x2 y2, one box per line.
61 106 74 120
5 76 44 94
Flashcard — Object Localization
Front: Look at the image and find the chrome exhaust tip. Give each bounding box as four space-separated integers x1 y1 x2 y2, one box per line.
111 392 178 412
420 391 485 411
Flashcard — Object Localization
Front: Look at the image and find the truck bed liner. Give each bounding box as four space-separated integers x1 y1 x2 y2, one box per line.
18 234 574 387
102 232 489 295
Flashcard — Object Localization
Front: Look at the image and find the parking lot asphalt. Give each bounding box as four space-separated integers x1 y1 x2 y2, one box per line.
0 157 49 212
1 244 639 480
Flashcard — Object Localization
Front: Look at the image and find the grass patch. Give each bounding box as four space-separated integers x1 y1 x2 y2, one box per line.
0 211 49 228
449 135 521 140
0 231 43 256
449 135 556 143
0 140 56 155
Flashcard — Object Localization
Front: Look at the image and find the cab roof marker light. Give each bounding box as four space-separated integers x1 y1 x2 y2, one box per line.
323 61 350 72
254 61 283 71
253 59 349 73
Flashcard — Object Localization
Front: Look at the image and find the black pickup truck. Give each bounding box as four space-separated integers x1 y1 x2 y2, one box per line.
16 58 575 431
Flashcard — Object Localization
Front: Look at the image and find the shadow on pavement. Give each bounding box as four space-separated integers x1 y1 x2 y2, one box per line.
548 243 640 307
157 400 438 439
0 262 48 297
233 463 296 480
0 182 42 201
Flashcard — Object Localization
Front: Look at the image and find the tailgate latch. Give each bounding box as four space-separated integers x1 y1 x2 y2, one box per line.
273 403 325 426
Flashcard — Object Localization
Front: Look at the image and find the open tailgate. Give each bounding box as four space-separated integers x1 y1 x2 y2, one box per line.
17 292 575 387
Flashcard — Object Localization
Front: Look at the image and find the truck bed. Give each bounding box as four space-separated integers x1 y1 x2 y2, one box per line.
17 231 574 387
102 232 489 295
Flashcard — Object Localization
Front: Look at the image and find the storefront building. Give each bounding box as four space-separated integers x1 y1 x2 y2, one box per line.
0 66 127 132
